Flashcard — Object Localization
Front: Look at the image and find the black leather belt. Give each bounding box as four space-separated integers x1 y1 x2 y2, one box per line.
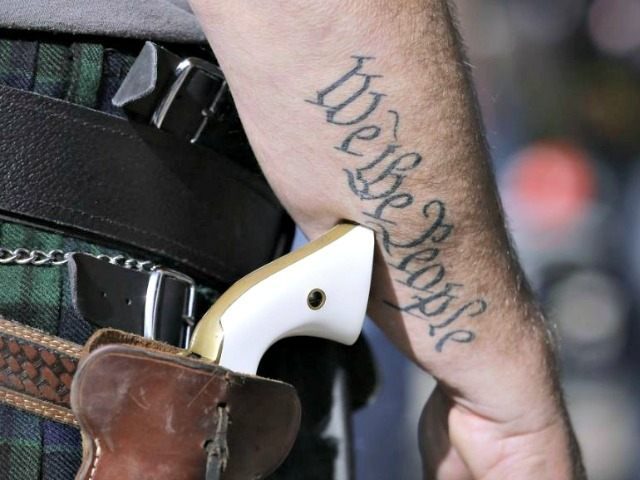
0 84 290 286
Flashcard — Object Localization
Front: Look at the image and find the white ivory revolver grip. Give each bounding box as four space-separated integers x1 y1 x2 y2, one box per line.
188 224 375 375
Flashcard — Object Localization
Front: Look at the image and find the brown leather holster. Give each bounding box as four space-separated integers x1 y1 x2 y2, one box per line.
0 318 301 480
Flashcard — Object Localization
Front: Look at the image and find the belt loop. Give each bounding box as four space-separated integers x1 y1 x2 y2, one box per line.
112 42 230 146
150 56 229 145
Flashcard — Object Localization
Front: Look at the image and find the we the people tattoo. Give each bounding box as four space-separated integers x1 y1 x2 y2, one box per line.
307 55 488 352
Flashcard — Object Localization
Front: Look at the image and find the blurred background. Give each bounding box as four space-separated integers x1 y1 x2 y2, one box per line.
352 1 640 478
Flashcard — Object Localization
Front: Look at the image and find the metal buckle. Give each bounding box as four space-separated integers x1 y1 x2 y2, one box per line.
151 57 228 145
144 267 197 348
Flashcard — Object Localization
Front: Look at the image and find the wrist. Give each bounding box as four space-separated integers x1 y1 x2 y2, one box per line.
381 283 562 422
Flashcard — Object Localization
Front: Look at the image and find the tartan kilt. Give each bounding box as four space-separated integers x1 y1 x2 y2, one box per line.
0 34 339 480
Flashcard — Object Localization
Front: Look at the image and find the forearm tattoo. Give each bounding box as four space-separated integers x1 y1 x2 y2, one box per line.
307 56 488 352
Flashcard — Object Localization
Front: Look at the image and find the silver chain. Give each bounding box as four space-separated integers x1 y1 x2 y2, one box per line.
0 247 159 271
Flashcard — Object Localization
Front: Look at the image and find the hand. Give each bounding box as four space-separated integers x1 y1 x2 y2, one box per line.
421 376 582 479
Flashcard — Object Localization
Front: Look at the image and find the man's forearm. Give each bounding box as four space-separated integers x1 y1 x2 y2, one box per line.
189 1 583 478
190 0 541 386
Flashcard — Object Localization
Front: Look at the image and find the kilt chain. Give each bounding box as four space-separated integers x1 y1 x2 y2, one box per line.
0 247 158 271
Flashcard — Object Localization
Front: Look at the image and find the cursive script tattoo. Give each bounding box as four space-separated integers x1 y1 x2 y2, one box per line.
308 55 488 352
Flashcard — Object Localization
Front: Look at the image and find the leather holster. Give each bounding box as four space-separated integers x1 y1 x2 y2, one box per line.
69 330 301 480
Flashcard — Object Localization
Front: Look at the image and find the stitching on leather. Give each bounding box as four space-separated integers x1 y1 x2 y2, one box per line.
3 92 140 142
89 438 102 480
3 88 280 206
34 199 232 275
0 388 77 425
104 351 227 378
0 317 82 356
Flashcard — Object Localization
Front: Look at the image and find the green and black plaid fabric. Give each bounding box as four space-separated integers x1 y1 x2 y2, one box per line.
0 36 136 480
0 37 134 114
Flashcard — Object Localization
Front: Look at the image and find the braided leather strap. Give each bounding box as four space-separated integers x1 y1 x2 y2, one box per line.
0 317 80 425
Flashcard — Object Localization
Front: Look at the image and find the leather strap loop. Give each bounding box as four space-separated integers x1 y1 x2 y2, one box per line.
68 253 196 347
0 85 291 285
